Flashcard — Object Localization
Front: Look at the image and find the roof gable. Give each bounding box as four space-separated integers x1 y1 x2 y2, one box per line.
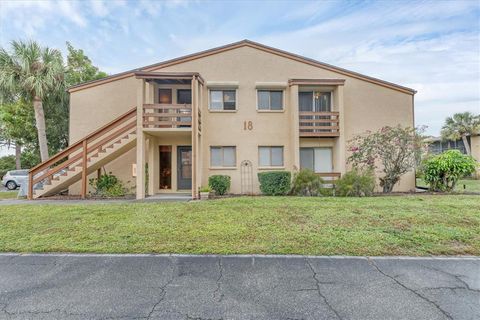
68 40 416 95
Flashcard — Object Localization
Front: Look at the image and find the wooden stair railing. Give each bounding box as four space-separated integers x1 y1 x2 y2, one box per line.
28 107 137 200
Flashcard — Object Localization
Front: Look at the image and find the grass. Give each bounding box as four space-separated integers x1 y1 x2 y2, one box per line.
0 195 479 256
416 178 480 193
0 191 18 200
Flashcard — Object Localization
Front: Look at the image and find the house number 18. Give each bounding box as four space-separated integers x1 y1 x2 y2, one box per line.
244 121 253 131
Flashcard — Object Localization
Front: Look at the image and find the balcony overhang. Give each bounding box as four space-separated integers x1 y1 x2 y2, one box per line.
134 71 205 85
288 79 345 86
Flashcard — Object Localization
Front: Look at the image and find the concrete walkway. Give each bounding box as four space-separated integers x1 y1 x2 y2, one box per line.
0 193 191 205
0 254 478 319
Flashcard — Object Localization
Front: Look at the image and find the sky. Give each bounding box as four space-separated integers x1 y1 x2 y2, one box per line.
0 0 479 157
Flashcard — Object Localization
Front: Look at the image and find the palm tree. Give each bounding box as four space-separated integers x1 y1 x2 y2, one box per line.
0 40 64 162
441 112 480 155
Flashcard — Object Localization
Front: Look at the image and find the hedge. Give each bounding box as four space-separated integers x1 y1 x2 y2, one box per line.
208 175 231 195
257 171 291 195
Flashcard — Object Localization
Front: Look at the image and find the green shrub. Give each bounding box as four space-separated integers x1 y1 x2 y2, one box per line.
422 150 477 192
208 175 231 195
336 169 375 197
290 169 324 196
199 186 211 193
89 172 127 197
258 171 291 196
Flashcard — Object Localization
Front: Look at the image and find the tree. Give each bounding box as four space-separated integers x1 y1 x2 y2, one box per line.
65 42 107 86
348 126 426 193
0 41 107 168
0 40 64 162
0 100 37 169
441 112 480 155
422 150 477 192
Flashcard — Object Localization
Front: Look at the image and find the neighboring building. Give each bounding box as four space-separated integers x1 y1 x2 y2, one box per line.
28 40 417 199
427 135 480 161
428 137 470 155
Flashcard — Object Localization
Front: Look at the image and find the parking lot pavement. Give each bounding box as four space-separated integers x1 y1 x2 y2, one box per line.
0 254 478 320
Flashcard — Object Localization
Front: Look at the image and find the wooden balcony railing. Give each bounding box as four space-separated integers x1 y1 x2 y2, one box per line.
316 172 341 182
143 104 192 129
299 111 340 137
28 107 137 199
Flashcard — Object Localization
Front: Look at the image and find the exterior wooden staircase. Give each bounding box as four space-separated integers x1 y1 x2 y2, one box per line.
28 108 137 199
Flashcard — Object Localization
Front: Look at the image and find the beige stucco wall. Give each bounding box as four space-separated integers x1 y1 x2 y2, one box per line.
471 136 480 177
69 45 415 194
69 76 138 194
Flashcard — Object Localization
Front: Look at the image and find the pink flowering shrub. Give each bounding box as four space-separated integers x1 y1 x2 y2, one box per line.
348 126 427 193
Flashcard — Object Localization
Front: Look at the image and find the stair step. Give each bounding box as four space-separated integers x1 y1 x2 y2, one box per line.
34 133 136 199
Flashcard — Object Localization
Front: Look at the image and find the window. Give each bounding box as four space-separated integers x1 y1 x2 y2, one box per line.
158 89 172 104
300 148 333 173
259 146 284 167
299 91 331 112
257 90 283 110
209 90 236 110
159 146 172 189
210 146 236 167
10 170 28 176
177 89 192 104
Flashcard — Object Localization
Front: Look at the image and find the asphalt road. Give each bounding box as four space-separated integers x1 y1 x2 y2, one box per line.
0 254 478 320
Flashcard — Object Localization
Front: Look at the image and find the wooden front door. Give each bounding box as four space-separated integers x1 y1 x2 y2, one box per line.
177 146 192 190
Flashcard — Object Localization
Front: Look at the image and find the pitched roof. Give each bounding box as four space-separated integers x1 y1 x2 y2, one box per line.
68 39 416 95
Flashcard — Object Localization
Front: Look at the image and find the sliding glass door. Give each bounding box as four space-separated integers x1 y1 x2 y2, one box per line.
300 147 333 173
298 91 332 112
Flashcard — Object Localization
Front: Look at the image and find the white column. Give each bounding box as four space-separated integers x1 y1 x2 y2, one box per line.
136 79 146 199
191 76 198 199
336 85 346 175
148 136 155 196
289 84 300 170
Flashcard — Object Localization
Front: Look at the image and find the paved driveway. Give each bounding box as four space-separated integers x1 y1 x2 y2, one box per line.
0 254 478 320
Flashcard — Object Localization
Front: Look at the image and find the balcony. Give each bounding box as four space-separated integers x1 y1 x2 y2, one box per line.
299 111 340 137
143 104 192 129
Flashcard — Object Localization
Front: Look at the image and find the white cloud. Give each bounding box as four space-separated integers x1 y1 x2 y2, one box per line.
58 1 87 27
89 0 109 17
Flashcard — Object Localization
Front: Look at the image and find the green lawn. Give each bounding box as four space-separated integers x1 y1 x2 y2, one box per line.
416 178 480 193
0 191 18 200
0 195 479 256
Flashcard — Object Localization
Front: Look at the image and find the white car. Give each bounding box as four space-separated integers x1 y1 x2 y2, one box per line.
2 170 29 190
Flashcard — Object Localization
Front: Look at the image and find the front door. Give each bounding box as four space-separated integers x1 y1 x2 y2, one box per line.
177 146 192 190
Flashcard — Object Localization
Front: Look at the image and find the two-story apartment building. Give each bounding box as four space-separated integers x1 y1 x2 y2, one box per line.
28 40 416 200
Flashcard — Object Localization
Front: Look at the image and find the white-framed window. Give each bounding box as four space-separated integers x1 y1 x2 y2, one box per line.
209 90 236 111
300 147 333 173
210 146 236 167
259 146 284 167
257 90 283 110
298 91 332 112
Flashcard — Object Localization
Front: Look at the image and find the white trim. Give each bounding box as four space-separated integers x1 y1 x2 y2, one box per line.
255 82 287 89
206 81 239 88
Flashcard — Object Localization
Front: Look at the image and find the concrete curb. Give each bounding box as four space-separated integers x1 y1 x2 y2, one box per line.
0 253 478 260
